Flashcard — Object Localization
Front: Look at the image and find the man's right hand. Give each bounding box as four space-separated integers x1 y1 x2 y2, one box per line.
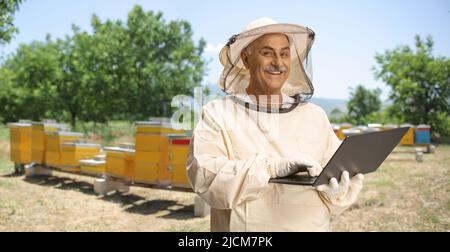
272 153 322 178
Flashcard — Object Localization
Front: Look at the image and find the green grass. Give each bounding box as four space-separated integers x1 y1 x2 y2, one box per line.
369 177 398 189
0 157 13 175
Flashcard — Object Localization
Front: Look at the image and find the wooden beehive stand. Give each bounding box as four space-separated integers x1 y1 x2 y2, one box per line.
9 120 210 217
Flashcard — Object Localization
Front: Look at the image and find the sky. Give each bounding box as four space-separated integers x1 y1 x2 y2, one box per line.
1 0 449 100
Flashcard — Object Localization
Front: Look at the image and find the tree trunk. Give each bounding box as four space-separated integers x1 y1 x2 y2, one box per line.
70 111 77 130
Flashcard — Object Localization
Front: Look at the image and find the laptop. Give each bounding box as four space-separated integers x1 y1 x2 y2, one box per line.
269 127 410 187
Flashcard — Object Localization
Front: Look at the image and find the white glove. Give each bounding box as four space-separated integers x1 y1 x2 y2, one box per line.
315 171 364 207
270 153 323 178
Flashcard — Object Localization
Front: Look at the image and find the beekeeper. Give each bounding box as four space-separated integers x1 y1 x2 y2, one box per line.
187 18 364 231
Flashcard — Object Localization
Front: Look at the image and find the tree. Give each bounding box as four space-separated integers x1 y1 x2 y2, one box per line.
346 85 382 125
121 6 206 119
0 0 24 44
0 5 206 128
374 35 450 139
0 37 60 122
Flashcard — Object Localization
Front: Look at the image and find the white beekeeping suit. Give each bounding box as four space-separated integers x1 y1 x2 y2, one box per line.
187 18 364 232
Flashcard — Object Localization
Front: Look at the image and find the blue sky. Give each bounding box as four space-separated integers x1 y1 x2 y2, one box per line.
1 0 449 100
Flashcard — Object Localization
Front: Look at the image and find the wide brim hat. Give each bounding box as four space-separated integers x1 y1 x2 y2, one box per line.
219 17 315 101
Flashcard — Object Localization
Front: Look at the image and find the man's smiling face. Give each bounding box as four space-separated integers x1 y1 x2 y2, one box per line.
241 33 291 95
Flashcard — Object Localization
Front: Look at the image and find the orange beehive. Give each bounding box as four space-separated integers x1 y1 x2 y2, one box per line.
44 131 83 168
31 122 68 164
168 135 191 188
105 147 135 180
133 121 183 185
60 143 101 172
8 122 32 164
400 124 414 146
79 158 106 176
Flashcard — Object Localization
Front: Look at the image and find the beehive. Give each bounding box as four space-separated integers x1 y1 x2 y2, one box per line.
8 122 32 164
105 147 135 180
340 123 353 130
168 135 191 188
400 124 414 146
44 131 83 167
31 122 68 164
332 124 344 140
80 159 106 175
414 124 431 144
133 149 170 184
60 143 101 172
342 128 361 138
133 121 183 185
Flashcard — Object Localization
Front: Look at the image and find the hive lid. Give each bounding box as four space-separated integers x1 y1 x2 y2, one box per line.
166 133 190 139
342 128 361 133
383 124 398 129
61 142 101 148
31 121 69 129
104 146 135 153
135 121 173 128
368 123 383 128
57 131 83 137
7 122 31 128
119 143 135 149
416 124 431 129
94 155 106 161
79 159 105 165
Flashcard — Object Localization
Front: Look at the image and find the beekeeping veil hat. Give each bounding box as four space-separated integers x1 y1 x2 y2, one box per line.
219 17 315 112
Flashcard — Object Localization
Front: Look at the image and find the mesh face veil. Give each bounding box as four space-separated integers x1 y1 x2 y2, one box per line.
218 18 316 113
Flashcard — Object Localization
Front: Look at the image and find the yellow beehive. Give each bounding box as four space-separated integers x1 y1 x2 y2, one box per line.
135 133 169 152
134 121 182 185
168 135 191 188
60 143 101 172
340 123 353 130
8 122 32 164
133 153 170 184
80 159 106 175
342 128 362 138
134 162 159 184
105 147 135 180
400 124 414 146
332 124 344 140
44 131 83 167
31 122 68 164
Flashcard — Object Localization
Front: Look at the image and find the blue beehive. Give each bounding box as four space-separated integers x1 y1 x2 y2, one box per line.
414 124 431 144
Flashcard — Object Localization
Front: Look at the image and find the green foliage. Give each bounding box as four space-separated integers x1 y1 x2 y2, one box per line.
0 0 23 44
0 5 206 127
374 35 450 139
0 38 60 122
346 85 382 125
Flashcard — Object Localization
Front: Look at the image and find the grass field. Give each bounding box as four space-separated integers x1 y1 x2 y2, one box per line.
0 123 448 231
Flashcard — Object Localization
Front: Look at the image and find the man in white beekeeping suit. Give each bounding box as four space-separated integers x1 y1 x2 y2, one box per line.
186 17 365 231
